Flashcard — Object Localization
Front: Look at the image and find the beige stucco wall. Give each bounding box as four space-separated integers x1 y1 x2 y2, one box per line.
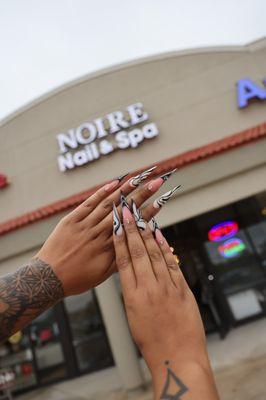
0 38 266 268
1 39 266 222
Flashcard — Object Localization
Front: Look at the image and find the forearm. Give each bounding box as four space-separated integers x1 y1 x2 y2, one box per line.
151 358 219 400
0 258 64 343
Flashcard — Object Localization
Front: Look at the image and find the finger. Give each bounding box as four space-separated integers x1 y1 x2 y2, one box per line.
133 203 172 284
127 168 177 209
153 222 185 290
83 166 158 225
113 203 136 294
141 184 181 222
69 173 128 221
122 205 156 285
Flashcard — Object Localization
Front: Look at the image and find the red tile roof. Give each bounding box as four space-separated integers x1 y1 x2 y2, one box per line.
0 121 266 236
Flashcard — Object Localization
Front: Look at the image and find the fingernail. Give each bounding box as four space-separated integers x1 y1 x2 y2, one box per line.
160 168 177 182
113 203 123 236
148 168 177 191
120 191 131 210
129 166 157 187
116 172 129 182
104 180 119 192
148 177 164 192
153 185 181 209
122 205 134 224
150 217 159 233
132 200 146 230
155 229 165 245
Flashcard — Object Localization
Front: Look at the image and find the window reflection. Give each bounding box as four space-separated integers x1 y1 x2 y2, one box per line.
64 291 113 372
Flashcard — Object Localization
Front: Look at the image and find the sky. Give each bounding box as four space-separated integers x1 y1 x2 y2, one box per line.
0 0 265 122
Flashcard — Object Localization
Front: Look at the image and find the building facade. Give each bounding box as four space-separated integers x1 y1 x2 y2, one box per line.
0 38 266 393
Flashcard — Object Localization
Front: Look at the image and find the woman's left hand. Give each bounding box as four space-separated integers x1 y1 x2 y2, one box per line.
36 166 175 295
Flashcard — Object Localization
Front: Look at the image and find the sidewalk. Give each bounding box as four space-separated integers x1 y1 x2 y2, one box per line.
18 319 266 400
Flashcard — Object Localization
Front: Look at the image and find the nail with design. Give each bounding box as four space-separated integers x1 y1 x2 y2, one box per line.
160 168 177 182
155 228 165 245
153 185 181 209
104 173 129 192
148 168 177 192
116 172 129 182
129 166 157 188
120 191 131 211
132 200 146 230
113 203 123 236
150 217 159 234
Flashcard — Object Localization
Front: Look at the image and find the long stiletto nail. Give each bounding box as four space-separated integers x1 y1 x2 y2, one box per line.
116 172 129 182
122 205 134 224
153 185 181 209
150 217 159 233
120 191 131 210
132 200 146 230
129 166 157 187
155 228 165 245
104 180 119 192
148 168 177 192
160 168 177 182
113 203 123 236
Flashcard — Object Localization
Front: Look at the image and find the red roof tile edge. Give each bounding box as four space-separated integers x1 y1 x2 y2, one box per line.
1 122 266 237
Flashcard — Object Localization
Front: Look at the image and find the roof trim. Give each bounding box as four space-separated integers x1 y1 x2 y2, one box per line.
2 39 261 127
1 121 266 237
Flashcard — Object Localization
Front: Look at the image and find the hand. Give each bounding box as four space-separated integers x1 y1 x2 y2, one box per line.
36 167 176 296
113 203 219 399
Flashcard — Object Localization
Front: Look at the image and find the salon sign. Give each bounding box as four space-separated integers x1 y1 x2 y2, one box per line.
56 103 159 172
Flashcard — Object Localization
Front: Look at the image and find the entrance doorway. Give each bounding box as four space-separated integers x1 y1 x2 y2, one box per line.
162 191 266 338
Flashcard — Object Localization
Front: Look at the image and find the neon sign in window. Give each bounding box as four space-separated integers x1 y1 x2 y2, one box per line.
208 221 239 242
218 238 246 258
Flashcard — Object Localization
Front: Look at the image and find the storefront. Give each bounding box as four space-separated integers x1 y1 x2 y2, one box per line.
0 37 266 393
162 191 266 338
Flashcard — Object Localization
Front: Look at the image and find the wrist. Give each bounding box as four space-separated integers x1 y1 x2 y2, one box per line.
150 357 219 400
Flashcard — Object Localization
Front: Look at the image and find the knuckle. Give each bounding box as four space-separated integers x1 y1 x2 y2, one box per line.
82 198 92 209
60 214 71 225
117 255 131 271
101 241 113 252
102 198 113 211
130 246 146 260
149 249 162 262
166 260 179 271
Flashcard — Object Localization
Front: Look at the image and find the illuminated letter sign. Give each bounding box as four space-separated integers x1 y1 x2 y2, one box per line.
218 238 246 258
237 78 266 108
208 221 239 242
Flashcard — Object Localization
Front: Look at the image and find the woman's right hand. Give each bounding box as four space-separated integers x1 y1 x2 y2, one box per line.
113 203 220 400
36 166 176 296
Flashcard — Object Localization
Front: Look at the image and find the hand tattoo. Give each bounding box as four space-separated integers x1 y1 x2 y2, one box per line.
160 360 188 399
0 258 64 342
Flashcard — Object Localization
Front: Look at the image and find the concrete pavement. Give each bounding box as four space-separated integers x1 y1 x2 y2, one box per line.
18 319 266 400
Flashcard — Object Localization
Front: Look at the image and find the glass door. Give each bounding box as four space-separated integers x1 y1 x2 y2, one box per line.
29 308 67 384
64 290 113 373
204 226 266 325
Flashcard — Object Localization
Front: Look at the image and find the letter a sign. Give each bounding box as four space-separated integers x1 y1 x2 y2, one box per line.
237 78 266 108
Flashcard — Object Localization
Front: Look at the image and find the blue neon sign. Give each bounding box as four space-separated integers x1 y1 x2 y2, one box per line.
237 78 266 108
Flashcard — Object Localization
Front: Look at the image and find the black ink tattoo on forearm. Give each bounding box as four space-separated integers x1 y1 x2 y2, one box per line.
160 360 188 399
0 258 64 342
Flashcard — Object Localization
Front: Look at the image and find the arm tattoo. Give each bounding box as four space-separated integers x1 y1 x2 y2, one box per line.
160 360 188 399
0 258 64 342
